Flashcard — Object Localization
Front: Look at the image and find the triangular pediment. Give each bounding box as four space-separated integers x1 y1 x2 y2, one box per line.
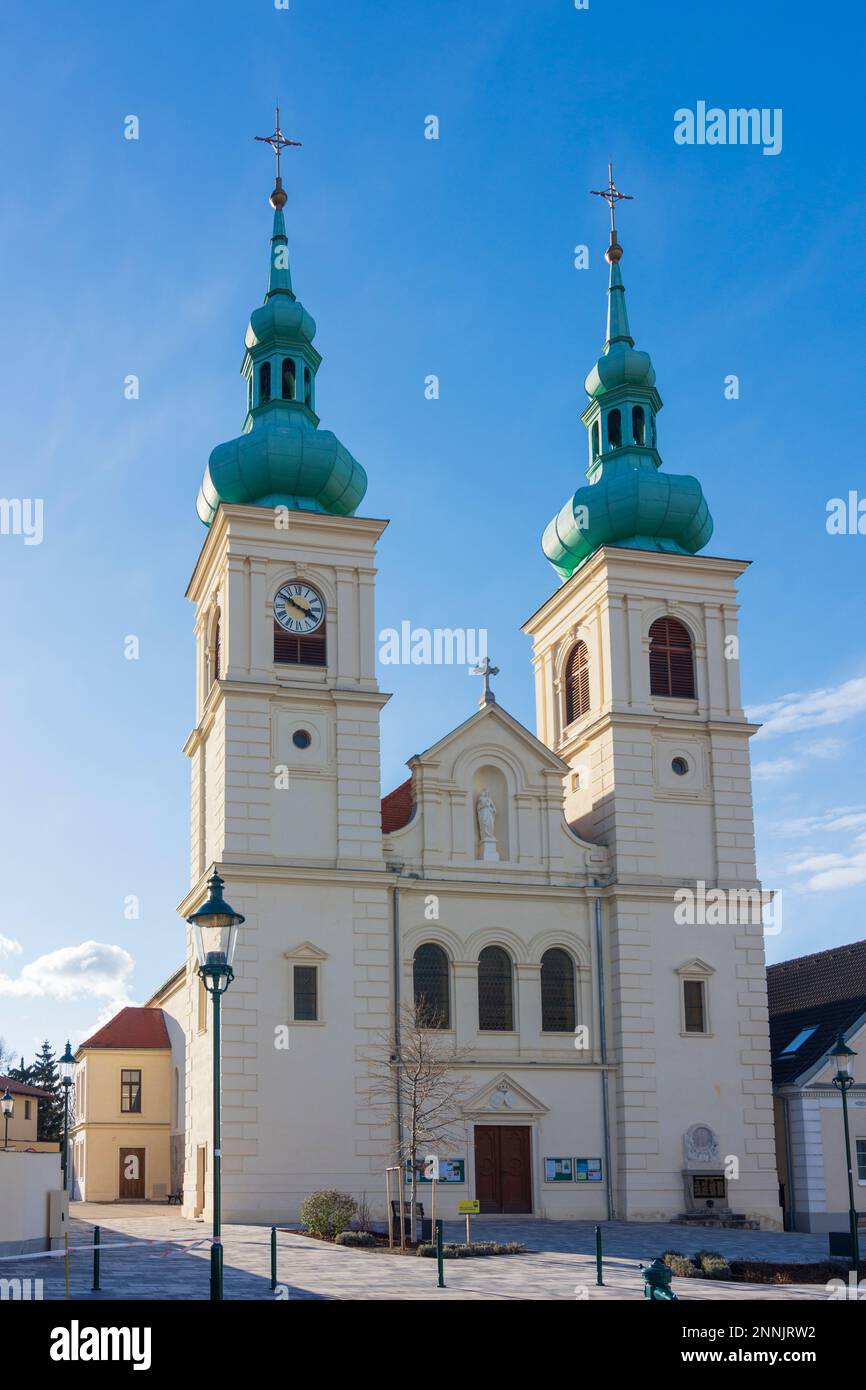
674 957 715 977
412 700 569 775
462 1072 549 1117
283 941 330 962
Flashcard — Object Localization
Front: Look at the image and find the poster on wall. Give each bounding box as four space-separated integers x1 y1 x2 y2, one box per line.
405 1158 466 1184
574 1158 603 1181
544 1157 574 1182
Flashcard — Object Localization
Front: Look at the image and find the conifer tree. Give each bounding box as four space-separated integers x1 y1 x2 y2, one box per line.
29 1040 64 1141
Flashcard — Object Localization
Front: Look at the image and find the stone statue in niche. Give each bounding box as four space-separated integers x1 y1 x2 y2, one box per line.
476 788 499 862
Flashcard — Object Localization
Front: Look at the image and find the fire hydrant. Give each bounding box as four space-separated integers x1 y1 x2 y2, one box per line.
640 1258 678 1300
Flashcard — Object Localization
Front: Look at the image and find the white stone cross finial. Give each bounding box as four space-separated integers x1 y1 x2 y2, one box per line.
471 655 500 708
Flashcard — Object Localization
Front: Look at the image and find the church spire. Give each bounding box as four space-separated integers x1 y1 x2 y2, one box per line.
541 164 713 580
194 114 368 527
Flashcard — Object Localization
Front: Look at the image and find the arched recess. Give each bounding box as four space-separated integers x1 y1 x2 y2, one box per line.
412 943 451 1028
470 763 509 861
477 945 514 1031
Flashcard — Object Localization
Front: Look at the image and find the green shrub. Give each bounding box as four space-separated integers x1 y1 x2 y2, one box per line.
416 1240 526 1259
661 1250 700 1278
299 1190 358 1239
335 1230 376 1248
695 1249 732 1280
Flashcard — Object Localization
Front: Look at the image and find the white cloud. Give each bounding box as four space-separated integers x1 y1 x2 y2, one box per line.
753 757 797 780
0 934 22 959
0 940 135 1002
749 676 866 739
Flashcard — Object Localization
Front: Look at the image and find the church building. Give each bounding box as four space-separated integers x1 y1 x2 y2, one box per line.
118 152 782 1228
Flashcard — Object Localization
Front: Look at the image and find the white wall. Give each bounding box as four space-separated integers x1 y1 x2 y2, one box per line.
0 1151 63 1255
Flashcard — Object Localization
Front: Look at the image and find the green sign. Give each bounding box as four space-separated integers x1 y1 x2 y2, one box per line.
405 1158 465 1184
574 1157 603 1181
544 1157 574 1182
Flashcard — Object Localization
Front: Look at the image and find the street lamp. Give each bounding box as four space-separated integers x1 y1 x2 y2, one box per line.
59 1041 75 1193
1 1087 13 1149
187 871 245 1301
830 1031 860 1278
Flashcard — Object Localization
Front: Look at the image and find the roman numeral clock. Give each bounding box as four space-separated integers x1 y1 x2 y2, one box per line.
274 582 324 635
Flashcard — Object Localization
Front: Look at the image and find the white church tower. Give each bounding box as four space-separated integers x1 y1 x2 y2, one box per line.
523 168 781 1225
176 139 393 1222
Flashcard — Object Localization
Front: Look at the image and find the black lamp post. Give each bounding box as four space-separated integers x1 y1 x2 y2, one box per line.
59 1041 74 1192
1 1087 13 1149
830 1031 860 1278
187 871 245 1301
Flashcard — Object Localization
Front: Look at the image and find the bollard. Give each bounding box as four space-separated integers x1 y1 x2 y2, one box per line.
595 1224 604 1287
270 1225 277 1292
92 1225 101 1292
435 1218 445 1289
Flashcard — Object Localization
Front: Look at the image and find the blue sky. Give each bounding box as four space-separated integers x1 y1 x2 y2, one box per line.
1 0 864 1061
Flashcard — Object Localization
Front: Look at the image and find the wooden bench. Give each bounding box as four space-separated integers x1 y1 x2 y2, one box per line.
390 1200 431 1242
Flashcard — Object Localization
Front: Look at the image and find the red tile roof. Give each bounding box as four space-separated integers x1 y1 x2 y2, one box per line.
381 777 414 833
767 939 866 1014
78 1007 171 1052
0 1075 51 1099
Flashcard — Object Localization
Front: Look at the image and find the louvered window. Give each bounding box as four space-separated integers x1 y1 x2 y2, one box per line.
649 617 695 698
274 621 327 667
540 948 576 1031
282 358 296 400
478 946 514 1031
564 641 590 724
413 944 450 1028
208 614 221 692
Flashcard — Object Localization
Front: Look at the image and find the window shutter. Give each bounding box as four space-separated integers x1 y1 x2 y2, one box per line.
273 620 327 667
565 641 590 724
649 617 695 698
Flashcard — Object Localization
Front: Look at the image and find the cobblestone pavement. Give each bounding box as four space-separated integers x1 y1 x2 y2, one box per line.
0 1204 840 1301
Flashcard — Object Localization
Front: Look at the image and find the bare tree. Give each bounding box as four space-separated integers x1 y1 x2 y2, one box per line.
361 1001 472 1242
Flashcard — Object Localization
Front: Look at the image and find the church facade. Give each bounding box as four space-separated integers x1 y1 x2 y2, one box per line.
155 160 781 1229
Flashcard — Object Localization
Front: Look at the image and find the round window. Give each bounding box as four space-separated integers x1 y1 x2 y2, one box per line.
671 756 689 777
292 729 312 750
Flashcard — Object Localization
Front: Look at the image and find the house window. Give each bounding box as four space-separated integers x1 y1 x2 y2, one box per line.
478 946 514 1031
857 1138 866 1182
541 948 576 1032
683 979 707 1034
282 358 296 400
632 405 645 445
293 965 319 1022
258 361 271 403
649 616 696 698
24 1099 31 1121
121 1069 142 1114
413 944 450 1028
564 641 590 724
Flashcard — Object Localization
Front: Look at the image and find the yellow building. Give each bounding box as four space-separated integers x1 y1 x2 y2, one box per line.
70 1007 175 1202
0 1075 57 1152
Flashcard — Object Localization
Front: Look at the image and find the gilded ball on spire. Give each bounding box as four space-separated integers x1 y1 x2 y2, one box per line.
605 239 623 264
270 178 287 210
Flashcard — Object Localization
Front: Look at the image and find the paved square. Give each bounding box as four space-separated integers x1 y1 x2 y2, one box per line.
0 1204 842 1301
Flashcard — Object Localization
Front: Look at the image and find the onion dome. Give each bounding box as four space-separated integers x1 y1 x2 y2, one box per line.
542 222 713 580
196 191 367 525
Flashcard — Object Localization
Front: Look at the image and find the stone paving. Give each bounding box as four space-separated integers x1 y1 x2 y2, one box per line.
0 1203 842 1301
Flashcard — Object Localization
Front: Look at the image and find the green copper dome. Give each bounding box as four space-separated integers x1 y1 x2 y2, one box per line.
542 233 712 580
196 200 367 526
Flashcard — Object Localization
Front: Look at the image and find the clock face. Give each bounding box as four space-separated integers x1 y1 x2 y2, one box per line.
274 582 325 635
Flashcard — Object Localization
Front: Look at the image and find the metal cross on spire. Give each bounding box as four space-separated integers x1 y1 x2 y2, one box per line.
590 161 633 261
471 655 500 708
255 104 302 208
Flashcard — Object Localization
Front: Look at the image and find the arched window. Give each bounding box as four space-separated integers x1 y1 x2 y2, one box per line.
607 408 621 450
564 640 590 724
304 366 312 408
208 611 221 691
632 405 645 445
649 616 695 698
592 420 601 459
541 948 576 1032
258 361 271 403
413 944 450 1028
282 358 296 400
478 946 513 1031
